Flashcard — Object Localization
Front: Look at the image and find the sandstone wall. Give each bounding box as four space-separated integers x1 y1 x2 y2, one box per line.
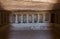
0 0 59 10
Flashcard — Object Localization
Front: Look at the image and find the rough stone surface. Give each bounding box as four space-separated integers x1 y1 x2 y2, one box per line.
0 0 60 10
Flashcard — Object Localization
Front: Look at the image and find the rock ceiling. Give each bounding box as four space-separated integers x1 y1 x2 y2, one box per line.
0 0 60 10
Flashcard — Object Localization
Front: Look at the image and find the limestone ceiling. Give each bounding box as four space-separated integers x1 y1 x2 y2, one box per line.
0 0 60 10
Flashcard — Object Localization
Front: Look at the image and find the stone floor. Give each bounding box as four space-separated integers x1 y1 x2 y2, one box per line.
0 30 54 39
0 25 59 39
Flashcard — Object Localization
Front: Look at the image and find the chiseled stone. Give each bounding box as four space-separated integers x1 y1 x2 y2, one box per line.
0 0 59 10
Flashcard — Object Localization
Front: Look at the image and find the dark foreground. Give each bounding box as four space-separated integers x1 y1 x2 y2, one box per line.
0 30 56 39
0 26 59 39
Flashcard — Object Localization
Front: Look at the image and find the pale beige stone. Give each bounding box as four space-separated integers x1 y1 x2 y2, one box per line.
0 0 60 10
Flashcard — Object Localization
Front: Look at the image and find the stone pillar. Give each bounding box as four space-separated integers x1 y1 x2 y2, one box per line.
0 10 10 26
15 14 18 23
27 14 28 23
21 14 23 23
38 14 39 23
43 13 45 23
32 14 34 23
